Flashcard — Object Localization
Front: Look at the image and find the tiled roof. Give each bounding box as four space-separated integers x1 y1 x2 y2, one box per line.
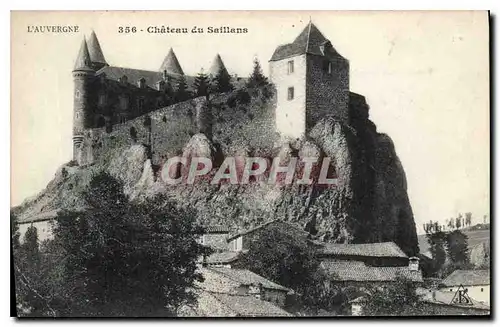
210 292 292 317
320 260 423 283
202 225 229 234
319 241 408 258
226 219 309 242
209 267 290 292
442 270 490 287
203 251 241 265
269 22 343 62
96 66 195 90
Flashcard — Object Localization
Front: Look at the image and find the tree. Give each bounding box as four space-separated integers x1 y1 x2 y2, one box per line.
447 218 454 230
425 229 447 277
193 71 210 99
465 212 472 227
212 67 233 93
11 212 20 251
455 216 462 229
246 57 269 88
174 75 191 102
363 277 422 316
16 172 209 317
237 226 346 314
446 230 470 265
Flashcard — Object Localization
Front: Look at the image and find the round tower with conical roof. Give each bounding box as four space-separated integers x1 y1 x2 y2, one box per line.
72 36 96 164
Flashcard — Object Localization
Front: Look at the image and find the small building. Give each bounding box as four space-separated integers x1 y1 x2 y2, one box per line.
200 251 242 268
226 219 313 252
317 241 410 266
197 225 230 251
317 242 423 289
178 266 292 317
440 269 490 305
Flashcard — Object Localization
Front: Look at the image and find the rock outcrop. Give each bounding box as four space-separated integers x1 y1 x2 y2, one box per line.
12 93 419 256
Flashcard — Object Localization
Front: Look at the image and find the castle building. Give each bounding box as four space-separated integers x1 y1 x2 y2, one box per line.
269 21 350 140
72 31 201 163
71 22 352 165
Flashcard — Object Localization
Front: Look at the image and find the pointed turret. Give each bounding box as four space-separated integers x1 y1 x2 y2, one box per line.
209 54 228 76
87 30 108 70
270 21 340 61
73 37 93 71
159 48 184 75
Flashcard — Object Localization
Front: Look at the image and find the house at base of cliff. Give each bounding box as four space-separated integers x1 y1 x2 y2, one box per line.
178 267 292 317
226 219 317 252
317 242 423 287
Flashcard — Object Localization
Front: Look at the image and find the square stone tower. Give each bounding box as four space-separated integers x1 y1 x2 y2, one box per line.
269 21 350 140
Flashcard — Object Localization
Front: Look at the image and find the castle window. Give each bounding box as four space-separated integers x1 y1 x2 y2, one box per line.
287 87 294 101
120 96 129 110
138 98 145 111
138 78 146 89
323 61 332 74
98 94 106 106
75 90 80 99
287 60 294 74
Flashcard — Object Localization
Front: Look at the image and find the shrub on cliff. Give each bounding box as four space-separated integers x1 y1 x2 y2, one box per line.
246 57 269 88
174 75 191 102
14 172 209 317
237 226 347 315
212 67 233 93
193 71 210 98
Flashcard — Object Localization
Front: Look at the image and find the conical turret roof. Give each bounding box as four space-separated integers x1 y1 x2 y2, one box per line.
159 48 184 75
209 53 228 76
73 37 93 70
87 30 107 65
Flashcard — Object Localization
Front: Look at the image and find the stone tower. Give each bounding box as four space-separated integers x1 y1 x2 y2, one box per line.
269 21 350 140
72 37 95 164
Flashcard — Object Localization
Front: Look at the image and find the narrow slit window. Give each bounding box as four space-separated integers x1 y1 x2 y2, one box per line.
287 87 294 101
288 60 294 74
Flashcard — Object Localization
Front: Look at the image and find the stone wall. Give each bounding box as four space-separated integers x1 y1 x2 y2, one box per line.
306 55 349 127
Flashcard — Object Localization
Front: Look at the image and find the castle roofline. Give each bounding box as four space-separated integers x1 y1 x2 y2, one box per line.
87 30 107 65
269 21 344 62
208 53 228 76
73 37 94 71
159 48 184 75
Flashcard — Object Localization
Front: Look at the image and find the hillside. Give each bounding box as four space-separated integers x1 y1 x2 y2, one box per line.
417 228 490 266
12 86 420 256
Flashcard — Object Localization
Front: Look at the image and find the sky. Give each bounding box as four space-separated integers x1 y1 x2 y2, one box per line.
11 11 490 233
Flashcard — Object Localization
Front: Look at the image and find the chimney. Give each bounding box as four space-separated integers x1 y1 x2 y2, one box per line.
408 256 420 272
137 77 146 89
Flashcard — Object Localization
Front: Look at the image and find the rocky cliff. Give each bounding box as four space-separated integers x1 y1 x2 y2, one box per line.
12 89 419 256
